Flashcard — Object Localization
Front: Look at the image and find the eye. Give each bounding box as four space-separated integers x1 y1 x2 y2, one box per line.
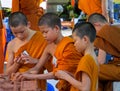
20 31 24 33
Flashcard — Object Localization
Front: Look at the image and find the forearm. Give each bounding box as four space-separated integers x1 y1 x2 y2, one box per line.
102 0 109 20
36 72 55 79
64 74 89 91
64 75 82 89
33 59 39 64
29 57 51 73
6 62 21 75
24 72 56 80
98 49 106 64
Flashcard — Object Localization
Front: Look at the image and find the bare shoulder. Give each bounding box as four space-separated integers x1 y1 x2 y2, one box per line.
45 43 56 55
7 38 17 51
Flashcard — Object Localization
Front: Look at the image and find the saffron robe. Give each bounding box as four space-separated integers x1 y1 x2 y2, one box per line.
78 0 102 16
70 54 98 91
14 32 53 90
12 0 43 31
94 24 120 64
54 37 83 91
94 25 120 91
0 2 4 73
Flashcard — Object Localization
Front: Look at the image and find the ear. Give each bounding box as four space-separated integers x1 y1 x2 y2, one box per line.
94 22 100 26
54 25 60 33
83 35 89 43
27 21 31 28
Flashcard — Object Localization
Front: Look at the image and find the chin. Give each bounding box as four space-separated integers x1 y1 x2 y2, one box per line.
20 38 25 41
47 40 52 44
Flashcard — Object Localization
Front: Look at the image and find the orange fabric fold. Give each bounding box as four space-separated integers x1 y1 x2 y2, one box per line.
11 31 52 90
2 26 6 54
12 0 19 12
53 37 82 91
12 0 43 31
94 25 120 58
70 54 98 91
0 28 4 73
0 9 4 73
78 0 102 16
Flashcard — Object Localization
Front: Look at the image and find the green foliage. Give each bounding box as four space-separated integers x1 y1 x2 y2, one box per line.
2 8 11 17
59 2 80 21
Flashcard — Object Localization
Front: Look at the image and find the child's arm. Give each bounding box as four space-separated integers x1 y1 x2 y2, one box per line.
21 54 39 64
26 44 53 74
55 70 91 91
6 42 21 75
98 49 106 64
101 0 109 21
21 72 55 80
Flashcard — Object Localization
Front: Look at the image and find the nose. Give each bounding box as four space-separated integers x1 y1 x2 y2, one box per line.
74 42 76 46
16 34 23 39
43 33 47 39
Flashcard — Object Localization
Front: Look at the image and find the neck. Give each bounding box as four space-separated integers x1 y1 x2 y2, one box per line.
84 43 98 64
25 29 36 41
54 33 64 44
84 43 95 56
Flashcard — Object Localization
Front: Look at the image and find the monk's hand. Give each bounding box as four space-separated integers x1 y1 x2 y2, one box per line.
37 7 44 17
14 56 23 64
55 70 69 80
21 54 38 64
11 72 23 82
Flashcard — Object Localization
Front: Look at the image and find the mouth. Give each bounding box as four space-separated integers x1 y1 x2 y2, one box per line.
46 39 52 43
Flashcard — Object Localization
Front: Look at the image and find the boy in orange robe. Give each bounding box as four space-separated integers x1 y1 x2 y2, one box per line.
18 13 83 91
12 0 43 31
55 22 99 91
88 13 120 91
5 12 53 90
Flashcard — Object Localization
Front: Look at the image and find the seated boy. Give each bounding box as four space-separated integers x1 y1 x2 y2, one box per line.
55 22 99 91
5 12 53 90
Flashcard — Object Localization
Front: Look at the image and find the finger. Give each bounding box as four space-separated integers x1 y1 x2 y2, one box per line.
24 61 29 64
21 76 26 81
16 57 22 63
14 57 19 62
14 72 21 81
17 74 24 81
21 57 29 61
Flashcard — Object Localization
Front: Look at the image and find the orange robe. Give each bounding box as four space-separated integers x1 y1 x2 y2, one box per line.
0 1 6 73
94 25 120 91
70 54 99 91
94 24 120 64
78 0 102 16
53 37 83 91
12 0 43 31
0 8 4 73
14 32 53 90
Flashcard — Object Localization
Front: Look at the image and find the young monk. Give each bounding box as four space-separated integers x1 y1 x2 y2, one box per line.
19 12 83 91
88 13 120 91
5 12 53 90
55 22 98 91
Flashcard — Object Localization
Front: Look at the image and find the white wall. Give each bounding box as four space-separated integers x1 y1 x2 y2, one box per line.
1 0 12 8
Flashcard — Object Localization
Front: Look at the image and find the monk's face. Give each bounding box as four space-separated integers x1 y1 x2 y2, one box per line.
10 24 29 40
93 22 103 33
72 32 86 53
39 25 58 43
